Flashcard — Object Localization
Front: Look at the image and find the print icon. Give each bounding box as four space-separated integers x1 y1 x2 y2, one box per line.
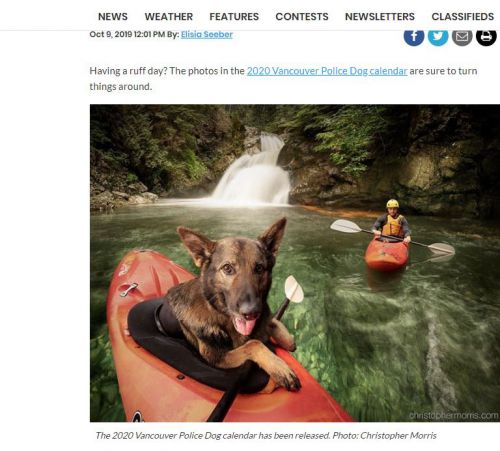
428 30 449 46
476 30 497 46
404 30 425 46
452 31 472 46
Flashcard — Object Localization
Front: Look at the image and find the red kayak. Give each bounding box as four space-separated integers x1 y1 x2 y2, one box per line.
107 249 352 422
364 238 409 272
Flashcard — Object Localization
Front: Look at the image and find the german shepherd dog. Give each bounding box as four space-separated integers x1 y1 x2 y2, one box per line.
160 217 301 391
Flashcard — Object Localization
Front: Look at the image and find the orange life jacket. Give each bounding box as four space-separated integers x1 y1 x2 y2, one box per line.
382 214 405 237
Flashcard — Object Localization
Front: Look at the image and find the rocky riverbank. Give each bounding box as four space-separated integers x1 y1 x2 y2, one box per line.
91 105 500 218
90 160 159 211
278 106 500 218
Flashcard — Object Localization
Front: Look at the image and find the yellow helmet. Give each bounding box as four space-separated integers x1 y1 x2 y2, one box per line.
386 199 399 208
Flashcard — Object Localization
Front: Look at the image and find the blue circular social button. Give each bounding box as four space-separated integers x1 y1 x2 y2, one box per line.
404 30 425 46
428 30 449 46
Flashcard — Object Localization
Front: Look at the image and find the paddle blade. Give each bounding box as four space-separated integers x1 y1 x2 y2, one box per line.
330 219 362 233
285 276 304 304
428 243 455 255
429 253 455 263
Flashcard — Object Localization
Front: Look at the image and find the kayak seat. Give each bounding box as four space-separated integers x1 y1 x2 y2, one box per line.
127 299 270 393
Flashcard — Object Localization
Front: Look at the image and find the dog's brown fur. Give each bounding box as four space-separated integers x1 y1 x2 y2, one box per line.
162 217 300 391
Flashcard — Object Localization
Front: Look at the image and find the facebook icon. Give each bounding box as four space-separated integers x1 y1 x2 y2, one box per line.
404 30 425 46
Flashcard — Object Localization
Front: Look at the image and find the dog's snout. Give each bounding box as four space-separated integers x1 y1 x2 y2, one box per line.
239 299 260 314
238 291 261 318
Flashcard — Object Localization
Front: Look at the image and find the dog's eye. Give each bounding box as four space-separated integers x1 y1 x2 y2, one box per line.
221 264 235 275
255 263 265 274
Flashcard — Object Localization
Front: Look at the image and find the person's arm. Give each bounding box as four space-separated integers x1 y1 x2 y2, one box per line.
401 218 411 242
372 215 385 236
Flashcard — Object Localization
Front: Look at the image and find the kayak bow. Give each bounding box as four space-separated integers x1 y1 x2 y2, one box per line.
364 238 409 272
107 249 352 422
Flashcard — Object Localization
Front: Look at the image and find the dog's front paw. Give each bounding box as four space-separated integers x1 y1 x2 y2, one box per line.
268 356 301 391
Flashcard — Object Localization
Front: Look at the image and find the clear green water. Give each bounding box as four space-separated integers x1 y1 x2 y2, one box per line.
90 201 500 421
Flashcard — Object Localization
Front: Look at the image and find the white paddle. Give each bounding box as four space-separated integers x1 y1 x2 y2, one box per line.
330 219 455 255
274 275 304 319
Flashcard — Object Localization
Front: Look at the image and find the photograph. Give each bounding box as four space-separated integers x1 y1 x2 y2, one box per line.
90 105 500 422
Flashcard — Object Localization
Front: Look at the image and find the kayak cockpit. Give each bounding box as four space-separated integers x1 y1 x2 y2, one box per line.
374 236 403 243
127 298 270 393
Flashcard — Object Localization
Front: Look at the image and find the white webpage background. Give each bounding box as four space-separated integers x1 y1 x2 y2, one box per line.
0 0 498 450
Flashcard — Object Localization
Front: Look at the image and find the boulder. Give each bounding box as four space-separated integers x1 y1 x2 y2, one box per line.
90 191 115 211
128 193 158 205
127 195 148 205
127 182 148 194
90 183 106 196
112 191 129 200
244 126 261 155
142 192 159 202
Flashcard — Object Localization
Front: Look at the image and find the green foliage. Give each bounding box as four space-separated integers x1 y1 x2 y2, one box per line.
183 148 207 181
91 105 222 192
230 105 279 129
314 106 388 176
276 105 339 136
275 105 390 176
126 173 138 184
91 104 392 187
90 334 125 422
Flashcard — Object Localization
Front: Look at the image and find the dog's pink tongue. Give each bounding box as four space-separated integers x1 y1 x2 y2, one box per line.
234 317 257 336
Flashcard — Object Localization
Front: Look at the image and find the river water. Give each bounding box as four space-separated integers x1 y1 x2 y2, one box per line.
90 201 500 421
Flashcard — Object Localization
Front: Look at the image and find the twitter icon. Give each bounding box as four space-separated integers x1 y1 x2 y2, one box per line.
428 30 449 46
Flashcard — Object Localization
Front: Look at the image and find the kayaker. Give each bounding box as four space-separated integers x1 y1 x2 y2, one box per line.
372 199 412 243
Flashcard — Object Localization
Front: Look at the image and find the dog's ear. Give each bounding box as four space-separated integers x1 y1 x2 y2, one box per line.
258 217 287 257
177 227 215 267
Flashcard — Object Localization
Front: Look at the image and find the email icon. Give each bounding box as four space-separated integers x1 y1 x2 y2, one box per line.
452 30 472 46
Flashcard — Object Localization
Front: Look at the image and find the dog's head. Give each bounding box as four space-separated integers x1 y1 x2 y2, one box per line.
177 217 287 336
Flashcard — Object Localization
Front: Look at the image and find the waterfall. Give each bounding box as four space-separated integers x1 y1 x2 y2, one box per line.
211 133 290 205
